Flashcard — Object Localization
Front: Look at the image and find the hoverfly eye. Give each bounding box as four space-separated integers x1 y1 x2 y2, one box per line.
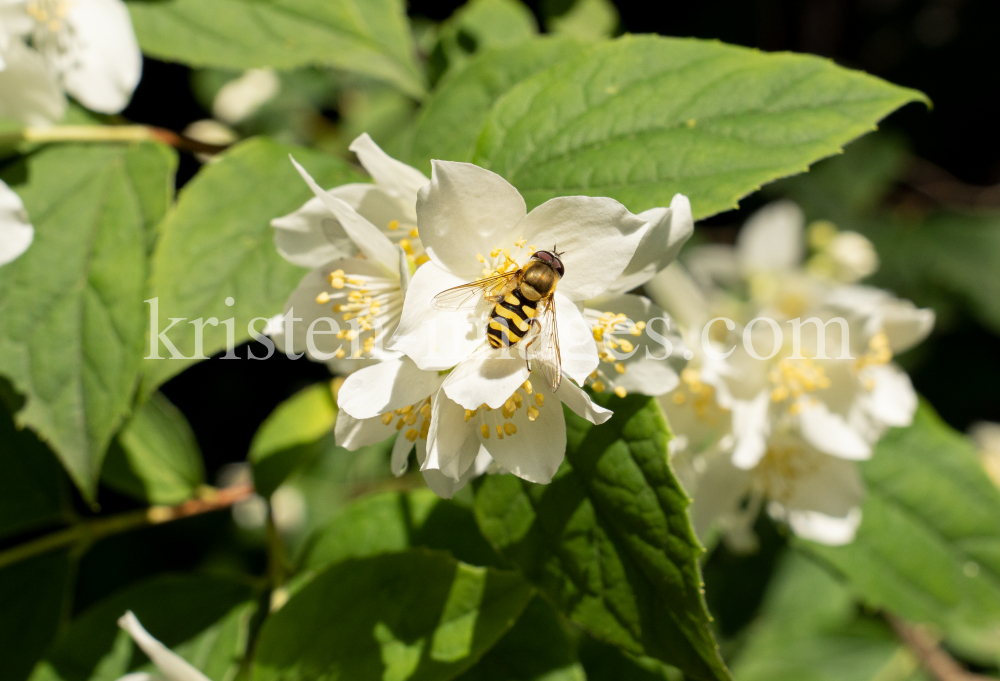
552 257 565 277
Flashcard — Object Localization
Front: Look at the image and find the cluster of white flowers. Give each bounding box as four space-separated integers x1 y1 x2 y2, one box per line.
270 134 693 497
0 0 141 125
646 201 934 548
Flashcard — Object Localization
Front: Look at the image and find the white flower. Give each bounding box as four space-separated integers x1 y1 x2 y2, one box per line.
335 356 493 498
269 158 410 368
0 0 141 120
0 33 64 124
271 133 430 269
677 433 864 551
212 68 280 125
115 611 210 681
0 178 32 265
603 193 693 295
583 292 687 399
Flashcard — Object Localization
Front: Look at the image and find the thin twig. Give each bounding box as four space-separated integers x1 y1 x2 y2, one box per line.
8 125 232 155
887 614 993 681
904 158 1000 211
0 484 255 570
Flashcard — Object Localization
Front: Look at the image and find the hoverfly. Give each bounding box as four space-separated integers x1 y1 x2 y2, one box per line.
433 249 565 391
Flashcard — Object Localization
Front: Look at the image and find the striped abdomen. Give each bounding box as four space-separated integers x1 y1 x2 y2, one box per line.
487 288 538 348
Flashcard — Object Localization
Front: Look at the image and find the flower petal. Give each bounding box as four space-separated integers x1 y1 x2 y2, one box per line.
558 379 612 425
349 133 428 222
731 390 771 469
334 411 392 451
864 363 917 428
606 193 694 294
737 200 804 273
0 38 66 125
388 261 485 370
645 262 711 330
338 356 442 420
554 293 598 386
442 355 530 411
59 0 142 113
425 390 481 481
390 428 415 476
290 157 398 274
271 183 402 268
417 161 526 279
881 300 935 354
0 179 32 265
117 611 211 681
418 438 491 498
480 379 567 483
798 399 872 460
784 507 862 546
516 196 647 301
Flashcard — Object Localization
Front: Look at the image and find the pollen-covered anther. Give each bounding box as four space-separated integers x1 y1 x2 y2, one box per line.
381 397 433 441
387 220 400 231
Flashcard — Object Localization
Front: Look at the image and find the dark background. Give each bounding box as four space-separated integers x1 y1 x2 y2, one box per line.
121 0 1000 485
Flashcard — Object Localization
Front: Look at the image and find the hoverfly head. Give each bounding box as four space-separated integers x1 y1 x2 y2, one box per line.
532 247 565 277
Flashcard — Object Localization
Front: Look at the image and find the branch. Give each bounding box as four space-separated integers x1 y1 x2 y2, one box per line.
904 158 1000 211
887 615 993 681
7 125 232 155
0 484 255 570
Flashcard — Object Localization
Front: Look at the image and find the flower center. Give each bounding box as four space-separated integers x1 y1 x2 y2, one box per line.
670 368 727 424
315 269 402 358
464 381 542 440
768 357 830 411
26 0 71 34
381 398 432 443
855 330 892 372
475 238 535 279
385 220 429 267
586 309 646 398
756 443 821 502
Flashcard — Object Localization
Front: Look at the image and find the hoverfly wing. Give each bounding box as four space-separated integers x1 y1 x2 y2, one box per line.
432 271 520 311
526 296 562 392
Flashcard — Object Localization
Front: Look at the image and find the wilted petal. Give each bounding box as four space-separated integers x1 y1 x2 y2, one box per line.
117 611 211 681
59 0 141 113
515 196 646 301
417 160 526 279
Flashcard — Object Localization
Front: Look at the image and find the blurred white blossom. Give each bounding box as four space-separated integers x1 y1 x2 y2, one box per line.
0 0 141 123
116 611 210 681
649 200 934 549
970 421 1000 489
212 68 280 125
0 179 32 266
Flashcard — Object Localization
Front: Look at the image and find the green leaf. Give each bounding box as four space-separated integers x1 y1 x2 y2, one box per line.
252 549 535 681
101 392 205 505
408 37 586 175
249 382 337 499
731 552 926 681
578 638 682 681
0 552 71 681
454 596 585 681
36 574 254 681
127 0 426 99
799 403 1000 664
141 137 366 396
473 34 927 217
474 394 730 681
0 143 177 500
0 395 70 540
303 489 500 573
441 0 537 52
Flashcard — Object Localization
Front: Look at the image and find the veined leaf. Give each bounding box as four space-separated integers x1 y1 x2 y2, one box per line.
408 37 587 175
474 394 730 681
101 391 204 505
127 0 426 99
252 549 534 681
141 138 366 396
800 403 1000 664
0 143 177 500
473 34 927 217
